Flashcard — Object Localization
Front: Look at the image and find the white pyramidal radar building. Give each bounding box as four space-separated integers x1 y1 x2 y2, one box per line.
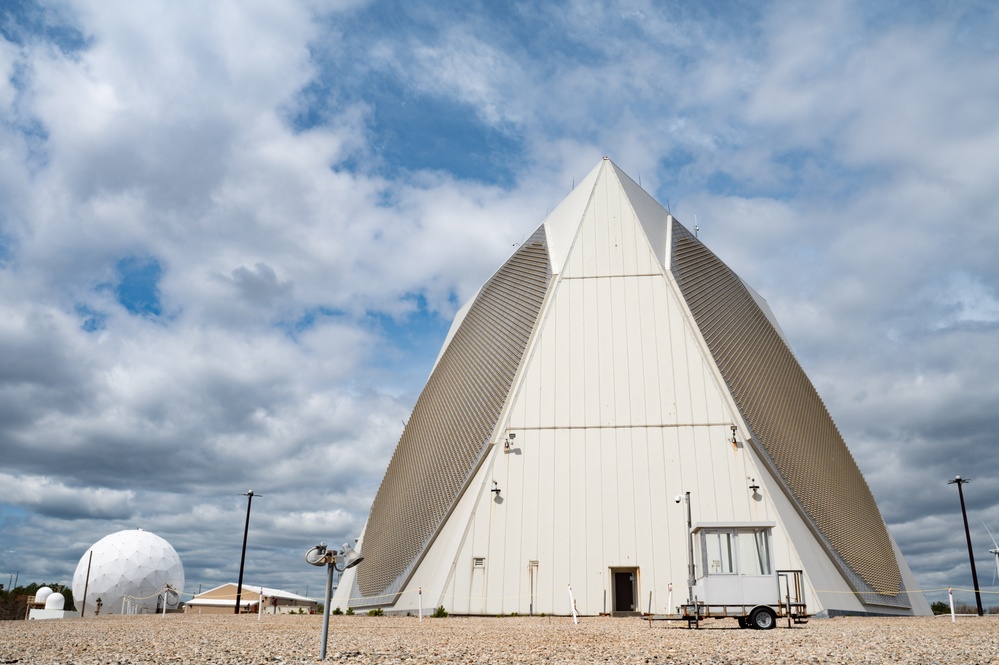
72 529 185 614
334 158 928 618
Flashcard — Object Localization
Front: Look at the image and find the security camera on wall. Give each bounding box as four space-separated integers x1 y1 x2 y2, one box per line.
674 495 682 504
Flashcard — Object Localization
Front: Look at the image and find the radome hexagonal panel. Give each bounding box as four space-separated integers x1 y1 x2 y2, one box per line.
72 529 185 614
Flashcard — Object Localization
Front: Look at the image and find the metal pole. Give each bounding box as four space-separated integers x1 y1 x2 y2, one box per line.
235 490 255 614
80 551 93 618
529 567 534 617
685 492 695 603
949 476 983 615
320 559 335 660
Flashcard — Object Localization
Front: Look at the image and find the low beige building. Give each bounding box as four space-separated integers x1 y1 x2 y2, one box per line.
185 584 317 615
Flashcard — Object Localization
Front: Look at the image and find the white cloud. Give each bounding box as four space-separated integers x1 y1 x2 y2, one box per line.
0 473 135 520
406 29 528 129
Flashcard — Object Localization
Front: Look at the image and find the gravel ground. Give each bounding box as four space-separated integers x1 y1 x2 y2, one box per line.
1 614 997 664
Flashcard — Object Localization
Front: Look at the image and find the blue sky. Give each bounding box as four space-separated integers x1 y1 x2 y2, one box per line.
1 0 998 607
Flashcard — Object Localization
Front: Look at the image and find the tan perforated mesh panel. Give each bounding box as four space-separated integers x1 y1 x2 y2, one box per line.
355 226 551 602
670 221 902 600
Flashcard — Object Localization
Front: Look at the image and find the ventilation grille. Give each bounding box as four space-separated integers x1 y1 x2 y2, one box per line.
670 221 902 600
355 226 551 601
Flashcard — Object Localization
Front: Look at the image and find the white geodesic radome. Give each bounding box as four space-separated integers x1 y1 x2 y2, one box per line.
72 529 185 614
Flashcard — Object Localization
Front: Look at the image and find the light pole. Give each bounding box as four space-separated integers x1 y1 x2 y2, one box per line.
674 491 695 617
306 542 364 660
235 490 259 615
948 476 983 616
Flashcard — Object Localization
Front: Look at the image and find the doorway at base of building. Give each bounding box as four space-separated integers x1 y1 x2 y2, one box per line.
611 568 640 617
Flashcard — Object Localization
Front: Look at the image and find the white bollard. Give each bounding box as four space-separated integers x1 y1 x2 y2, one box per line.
259 588 263 620
949 588 955 623
418 587 423 622
568 585 578 625
667 583 673 622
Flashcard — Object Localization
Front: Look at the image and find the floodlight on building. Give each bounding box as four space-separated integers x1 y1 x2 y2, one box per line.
730 425 738 449
504 432 516 452
307 542 365 660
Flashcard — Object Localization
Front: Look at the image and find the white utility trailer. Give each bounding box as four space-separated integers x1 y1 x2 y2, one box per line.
679 522 808 629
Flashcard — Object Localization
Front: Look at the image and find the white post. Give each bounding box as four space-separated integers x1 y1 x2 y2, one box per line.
567 585 578 625
121 596 127 615
162 587 167 617
949 587 955 623
418 587 423 622
667 583 673 622
259 588 263 620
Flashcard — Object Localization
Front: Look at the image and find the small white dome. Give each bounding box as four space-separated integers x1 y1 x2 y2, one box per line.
35 587 54 604
44 592 66 610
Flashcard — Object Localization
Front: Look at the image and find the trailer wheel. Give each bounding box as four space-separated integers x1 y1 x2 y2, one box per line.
749 607 776 630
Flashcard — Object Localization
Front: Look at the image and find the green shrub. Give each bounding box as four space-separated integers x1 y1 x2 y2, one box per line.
368 608 384 616
345 607 355 616
331 606 343 615
432 605 448 618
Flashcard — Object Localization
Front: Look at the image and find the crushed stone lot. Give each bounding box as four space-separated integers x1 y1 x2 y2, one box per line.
1 614 997 664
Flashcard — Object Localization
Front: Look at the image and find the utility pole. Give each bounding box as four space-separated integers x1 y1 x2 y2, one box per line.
948 476 983 616
235 490 259 614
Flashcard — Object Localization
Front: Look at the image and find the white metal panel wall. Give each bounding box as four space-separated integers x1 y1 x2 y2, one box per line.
381 251 905 615
560 169 660 281
543 162 602 275
612 162 671 266
457 237 792 614
445 425 805 616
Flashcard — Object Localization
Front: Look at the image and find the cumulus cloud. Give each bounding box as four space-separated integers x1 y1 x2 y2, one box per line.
0 473 135 520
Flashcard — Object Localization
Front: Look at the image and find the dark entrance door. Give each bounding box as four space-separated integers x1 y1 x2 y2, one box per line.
613 570 636 614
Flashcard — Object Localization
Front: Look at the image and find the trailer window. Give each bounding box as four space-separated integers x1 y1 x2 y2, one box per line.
736 530 772 575
704 531 734 574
